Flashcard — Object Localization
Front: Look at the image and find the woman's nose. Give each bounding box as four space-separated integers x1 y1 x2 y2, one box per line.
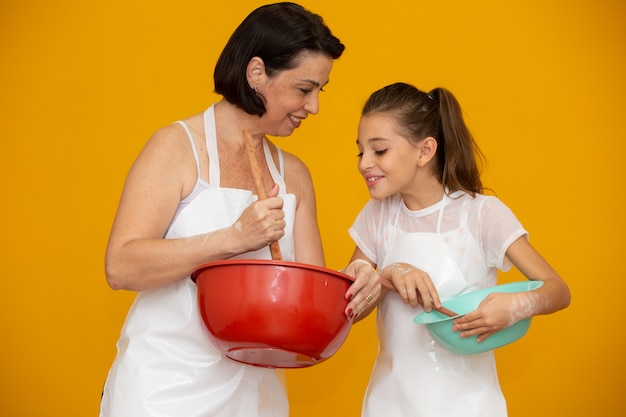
303 93 320 115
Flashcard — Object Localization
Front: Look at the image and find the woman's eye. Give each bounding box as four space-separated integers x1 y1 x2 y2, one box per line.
299 88 312 94
356 151 363 158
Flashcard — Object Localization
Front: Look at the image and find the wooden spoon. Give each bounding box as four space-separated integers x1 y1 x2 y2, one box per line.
433 305 461 318
243 129 282 261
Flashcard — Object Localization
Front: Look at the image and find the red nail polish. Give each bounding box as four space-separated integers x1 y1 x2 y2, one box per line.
346 308 353 317
346 293 353 301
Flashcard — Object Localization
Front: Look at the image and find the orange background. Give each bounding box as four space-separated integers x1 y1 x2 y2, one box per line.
1 0 624 416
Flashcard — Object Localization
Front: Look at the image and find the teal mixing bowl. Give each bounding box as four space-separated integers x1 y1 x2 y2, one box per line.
413 280 544 355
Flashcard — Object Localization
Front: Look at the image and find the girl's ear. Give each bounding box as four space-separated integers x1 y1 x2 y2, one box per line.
417 137 438 167
246 57 265 89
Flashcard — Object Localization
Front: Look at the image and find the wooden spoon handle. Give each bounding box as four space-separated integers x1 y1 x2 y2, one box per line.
433 306 460 318
243 130 282 261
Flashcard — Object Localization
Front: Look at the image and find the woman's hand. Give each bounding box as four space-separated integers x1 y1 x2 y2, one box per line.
230 184 286 253
342 259 381 320
381 263 442 311
452 291 538 342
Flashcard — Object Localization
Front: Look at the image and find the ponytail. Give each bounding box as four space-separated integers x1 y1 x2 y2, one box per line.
434 88 484 195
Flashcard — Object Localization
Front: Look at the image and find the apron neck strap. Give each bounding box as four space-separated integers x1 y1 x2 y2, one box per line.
436 190 449 234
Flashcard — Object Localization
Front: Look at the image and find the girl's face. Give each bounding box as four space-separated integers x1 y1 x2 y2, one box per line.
259 52 333 137
356 113 423 201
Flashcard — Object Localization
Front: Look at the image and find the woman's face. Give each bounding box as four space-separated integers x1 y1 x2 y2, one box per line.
258 52 333 137
356 113 422 201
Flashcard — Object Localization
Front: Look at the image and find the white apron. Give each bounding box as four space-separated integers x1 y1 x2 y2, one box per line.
100 106 294 417
362 194 507 417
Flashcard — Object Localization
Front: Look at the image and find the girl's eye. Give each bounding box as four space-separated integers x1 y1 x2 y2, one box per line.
356 149 387 158
299 88 312 94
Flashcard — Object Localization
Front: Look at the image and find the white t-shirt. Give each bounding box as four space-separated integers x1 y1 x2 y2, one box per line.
349 191 528 288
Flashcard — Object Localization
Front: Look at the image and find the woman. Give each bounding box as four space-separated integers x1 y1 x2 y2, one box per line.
100 3 374 416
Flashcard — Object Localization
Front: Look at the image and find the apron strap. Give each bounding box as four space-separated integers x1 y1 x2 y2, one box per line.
203 105 221 188
262 139 287 195
436 192 448 234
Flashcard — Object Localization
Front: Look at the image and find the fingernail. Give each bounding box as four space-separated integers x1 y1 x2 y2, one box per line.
346 308 353 317
346 293 353 301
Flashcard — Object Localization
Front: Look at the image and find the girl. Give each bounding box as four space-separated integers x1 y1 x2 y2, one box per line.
347 82 570 416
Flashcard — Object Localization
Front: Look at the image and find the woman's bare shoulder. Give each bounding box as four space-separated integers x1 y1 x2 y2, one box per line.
278 147 313 185
138 112 206 160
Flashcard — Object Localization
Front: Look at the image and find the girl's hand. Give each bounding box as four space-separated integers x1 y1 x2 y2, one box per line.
342 259 381 320
381 263 442 311
452 291 538 342
231 184 286 253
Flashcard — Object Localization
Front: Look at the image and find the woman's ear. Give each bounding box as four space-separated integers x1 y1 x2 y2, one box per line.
246 57 265 89
417 137 438 167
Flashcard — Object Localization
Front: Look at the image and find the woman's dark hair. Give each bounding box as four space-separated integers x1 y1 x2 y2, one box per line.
214 2 345 116
362 82 484 196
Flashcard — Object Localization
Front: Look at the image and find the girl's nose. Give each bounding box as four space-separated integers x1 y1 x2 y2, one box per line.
358 154 372 172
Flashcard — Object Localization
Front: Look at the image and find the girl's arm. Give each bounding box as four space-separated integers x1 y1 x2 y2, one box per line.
505 237 571 314
452 236 571 341
379 262 442 311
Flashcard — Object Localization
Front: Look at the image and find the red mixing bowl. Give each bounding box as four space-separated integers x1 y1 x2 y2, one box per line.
191 259 355 368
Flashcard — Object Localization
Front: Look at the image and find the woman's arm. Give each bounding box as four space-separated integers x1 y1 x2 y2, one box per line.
105 125 285 291
342 248 384 321
281 151 325 266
